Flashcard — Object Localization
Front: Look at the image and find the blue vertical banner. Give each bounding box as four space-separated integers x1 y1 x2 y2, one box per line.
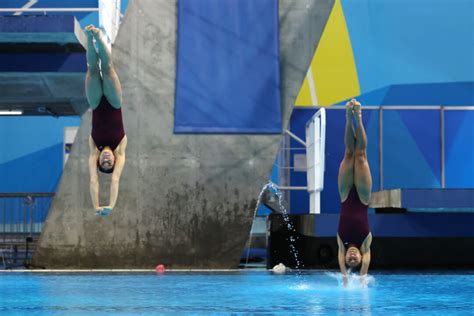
175 0 281 133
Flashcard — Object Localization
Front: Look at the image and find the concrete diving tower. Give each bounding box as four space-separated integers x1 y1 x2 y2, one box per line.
33 0 335 269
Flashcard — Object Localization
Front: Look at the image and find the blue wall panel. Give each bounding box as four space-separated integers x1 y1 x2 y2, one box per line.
0 116 80 193
445 110 474 188
338 82 474 107
341 0 474 94
398 110 441 181
383 110 440 189
382 82 474 106
0 144 63 192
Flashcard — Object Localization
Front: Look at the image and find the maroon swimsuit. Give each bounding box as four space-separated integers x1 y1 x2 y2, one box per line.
338 186 370 248
91 96 125 151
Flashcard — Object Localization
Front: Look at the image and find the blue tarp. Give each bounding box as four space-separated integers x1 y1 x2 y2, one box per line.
175 0 281 134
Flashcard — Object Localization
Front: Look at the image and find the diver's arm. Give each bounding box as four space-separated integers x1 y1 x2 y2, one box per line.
337 234 348 286
108 136 127 209
359 233 373 286
88 136 101 210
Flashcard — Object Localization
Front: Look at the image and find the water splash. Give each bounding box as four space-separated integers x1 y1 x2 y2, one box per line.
291 282 312 291
325 271 376 289
245 181 303 278
265 182 303 277
244 181 276 265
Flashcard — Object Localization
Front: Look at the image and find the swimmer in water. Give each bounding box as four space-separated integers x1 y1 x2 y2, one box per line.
336 99 372 287
85 25 127 217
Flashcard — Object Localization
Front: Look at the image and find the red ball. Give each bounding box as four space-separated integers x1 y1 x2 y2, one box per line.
155 264 165 273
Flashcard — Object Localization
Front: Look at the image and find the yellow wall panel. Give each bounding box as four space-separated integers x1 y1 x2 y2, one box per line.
294 76 312 106
295 0 360 107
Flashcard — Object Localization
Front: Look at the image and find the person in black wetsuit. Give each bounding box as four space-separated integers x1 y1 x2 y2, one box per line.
336 99 372 286
85 25 127 217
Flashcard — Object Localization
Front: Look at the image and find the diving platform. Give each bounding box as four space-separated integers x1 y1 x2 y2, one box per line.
0 15 88 116
370 188 474 212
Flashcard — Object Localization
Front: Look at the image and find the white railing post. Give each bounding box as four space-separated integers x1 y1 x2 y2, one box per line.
305 108 326 214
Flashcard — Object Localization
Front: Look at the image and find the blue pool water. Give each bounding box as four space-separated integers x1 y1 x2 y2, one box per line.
1 271 473 315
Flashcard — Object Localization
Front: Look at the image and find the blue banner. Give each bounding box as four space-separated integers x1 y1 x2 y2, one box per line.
175 0 281 134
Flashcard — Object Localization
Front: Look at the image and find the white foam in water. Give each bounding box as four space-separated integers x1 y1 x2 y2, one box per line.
325 272 375 289
291 282 312 291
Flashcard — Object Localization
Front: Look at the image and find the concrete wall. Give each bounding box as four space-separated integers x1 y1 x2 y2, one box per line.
32 0 334 269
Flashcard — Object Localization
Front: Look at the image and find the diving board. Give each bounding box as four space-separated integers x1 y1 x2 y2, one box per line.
370 189 474 212
0 15 86 48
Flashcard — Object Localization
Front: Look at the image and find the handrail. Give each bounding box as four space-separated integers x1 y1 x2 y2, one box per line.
285 130 306 147
299 105 474 110
0 193 54 198
1 193 54 238
276 186 308 191
0 8 99 13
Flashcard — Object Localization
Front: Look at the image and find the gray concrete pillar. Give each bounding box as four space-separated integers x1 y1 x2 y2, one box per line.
33 0 334 269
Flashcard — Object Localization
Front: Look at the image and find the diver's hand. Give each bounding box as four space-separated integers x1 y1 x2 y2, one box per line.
342 274 348 287
95 206 112 217
101 205 112 216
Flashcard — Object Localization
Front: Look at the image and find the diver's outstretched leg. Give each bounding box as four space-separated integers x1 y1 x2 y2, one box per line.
85 27 103 109
353 100 372 205
89 26 123 109
338 101 356 202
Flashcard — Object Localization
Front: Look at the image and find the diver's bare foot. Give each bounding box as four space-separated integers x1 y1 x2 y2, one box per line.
346 100 354 119
85 24 100 37
352 99 362 119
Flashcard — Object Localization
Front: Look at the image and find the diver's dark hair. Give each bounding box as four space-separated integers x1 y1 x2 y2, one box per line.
97 160 114 174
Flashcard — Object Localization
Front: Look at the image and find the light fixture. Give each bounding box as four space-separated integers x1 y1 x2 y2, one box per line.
0 110 23 115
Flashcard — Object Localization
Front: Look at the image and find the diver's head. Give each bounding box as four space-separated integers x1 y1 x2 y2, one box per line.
345 246 362 268
98 147 115 173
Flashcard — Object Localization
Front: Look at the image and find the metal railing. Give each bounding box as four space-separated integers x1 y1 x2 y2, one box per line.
324 105 474 189
278 105 474 201
280 105 474 205
276 130 308 208
0 193 54 242
0 193 53 269
0 8 99 13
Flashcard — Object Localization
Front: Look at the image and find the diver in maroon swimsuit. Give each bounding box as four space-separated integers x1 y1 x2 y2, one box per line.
337 99 372 286
85 25 127 217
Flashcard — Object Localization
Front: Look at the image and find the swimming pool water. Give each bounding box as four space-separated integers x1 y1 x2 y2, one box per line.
1 271 473 315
